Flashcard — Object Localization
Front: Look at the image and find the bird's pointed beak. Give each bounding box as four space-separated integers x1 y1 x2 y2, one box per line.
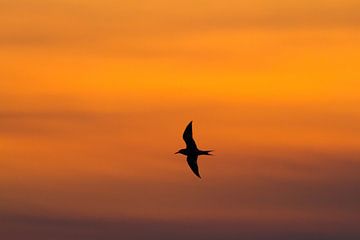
175 151 180 154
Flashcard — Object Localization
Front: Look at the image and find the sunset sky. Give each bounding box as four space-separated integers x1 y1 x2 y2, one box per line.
1 0 360 239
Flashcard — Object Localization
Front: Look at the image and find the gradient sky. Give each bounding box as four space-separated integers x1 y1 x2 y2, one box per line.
1 0 360 239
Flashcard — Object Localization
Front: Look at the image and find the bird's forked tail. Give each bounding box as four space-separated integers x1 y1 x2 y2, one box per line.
200 150 213 155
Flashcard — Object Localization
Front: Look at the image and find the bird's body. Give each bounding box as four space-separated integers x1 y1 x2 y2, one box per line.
176 149 212 156
175 121 212 178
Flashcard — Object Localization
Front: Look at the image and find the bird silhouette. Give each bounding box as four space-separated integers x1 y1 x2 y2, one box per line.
175 121 212 178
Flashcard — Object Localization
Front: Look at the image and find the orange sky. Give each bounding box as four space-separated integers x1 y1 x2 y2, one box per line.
0 0 360 239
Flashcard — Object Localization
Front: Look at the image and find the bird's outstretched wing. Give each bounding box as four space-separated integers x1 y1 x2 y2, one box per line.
183 121 197 150
187 155 201 178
